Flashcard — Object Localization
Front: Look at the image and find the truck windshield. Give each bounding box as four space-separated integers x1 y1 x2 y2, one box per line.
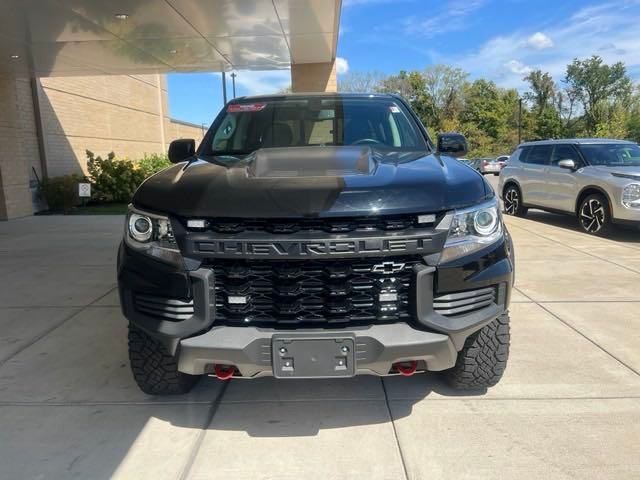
204 96 428 156
580 143 640 167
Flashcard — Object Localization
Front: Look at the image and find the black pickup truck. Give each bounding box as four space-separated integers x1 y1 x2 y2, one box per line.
118 93 514 394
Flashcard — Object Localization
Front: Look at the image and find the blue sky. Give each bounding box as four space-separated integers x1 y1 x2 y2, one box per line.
168 0 640 126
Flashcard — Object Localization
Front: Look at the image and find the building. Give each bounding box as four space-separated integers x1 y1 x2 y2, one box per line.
1 0 341 220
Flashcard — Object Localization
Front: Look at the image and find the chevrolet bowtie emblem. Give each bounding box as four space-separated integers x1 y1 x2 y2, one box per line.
372 261 406 274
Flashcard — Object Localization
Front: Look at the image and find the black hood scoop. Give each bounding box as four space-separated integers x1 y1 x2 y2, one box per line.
247 146 376 178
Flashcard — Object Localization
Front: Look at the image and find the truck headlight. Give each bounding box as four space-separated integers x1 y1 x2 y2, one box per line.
438 198 503 263
622 184 640 209
124 206 183 266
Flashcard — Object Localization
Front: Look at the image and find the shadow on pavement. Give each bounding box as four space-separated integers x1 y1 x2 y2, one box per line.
520 209 640 244
182 373 489 437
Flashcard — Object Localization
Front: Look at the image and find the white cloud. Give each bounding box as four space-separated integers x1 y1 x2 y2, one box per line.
450 0 640 90
336 57 349 75
527 32 553 50
505 60 532 75
403 0 488 38
230 70 291 96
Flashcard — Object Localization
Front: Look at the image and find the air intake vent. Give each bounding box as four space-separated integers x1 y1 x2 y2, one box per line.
433 287 496 316
134 294 194 321
191 213 442 235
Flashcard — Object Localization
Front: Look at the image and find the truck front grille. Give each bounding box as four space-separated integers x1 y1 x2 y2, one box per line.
211 257 421 328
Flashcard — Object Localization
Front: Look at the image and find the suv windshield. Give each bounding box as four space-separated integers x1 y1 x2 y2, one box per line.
204 96 428 156
579 143 640 167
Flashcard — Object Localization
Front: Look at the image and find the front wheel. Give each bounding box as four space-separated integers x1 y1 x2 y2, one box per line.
578 193 612 236
503 185 527 217
443 313 510 390
128 324 201 395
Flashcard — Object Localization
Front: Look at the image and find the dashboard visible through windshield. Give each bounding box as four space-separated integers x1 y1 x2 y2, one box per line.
204 96 428 157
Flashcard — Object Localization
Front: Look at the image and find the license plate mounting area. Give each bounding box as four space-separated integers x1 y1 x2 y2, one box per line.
272 335 356 379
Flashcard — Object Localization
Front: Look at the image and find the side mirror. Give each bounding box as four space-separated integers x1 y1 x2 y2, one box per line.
168 139 196 163
437 132 468 158
557 159 576 170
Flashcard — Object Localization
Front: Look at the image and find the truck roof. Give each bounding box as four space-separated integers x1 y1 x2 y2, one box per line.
231 92 396 102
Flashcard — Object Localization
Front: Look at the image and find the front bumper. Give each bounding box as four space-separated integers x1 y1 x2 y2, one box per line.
611 203 640 224
118 232 514 377
178 323 460 376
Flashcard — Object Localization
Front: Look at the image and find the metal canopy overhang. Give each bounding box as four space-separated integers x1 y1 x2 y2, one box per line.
0 0 341 77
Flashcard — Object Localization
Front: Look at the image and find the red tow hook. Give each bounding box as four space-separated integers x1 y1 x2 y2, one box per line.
213 364 235 380
394 361 418 377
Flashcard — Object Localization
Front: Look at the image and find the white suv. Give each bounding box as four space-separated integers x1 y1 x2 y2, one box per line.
498 139 640 235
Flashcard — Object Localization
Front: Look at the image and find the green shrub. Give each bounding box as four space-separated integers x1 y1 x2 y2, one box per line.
86 150 145 203
41 174 85 212
137 153 172 178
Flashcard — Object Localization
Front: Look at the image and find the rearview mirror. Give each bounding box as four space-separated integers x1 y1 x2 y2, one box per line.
557 159 576 170
437 132 468 158
168 139 196 163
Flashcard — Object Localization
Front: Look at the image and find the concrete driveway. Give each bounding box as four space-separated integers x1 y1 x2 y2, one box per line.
1 188 639 479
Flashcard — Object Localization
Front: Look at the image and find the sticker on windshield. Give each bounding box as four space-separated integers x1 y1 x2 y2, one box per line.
389 105 401 113
227 103 266 113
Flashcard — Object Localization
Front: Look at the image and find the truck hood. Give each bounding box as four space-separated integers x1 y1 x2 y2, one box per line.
133 146 490 218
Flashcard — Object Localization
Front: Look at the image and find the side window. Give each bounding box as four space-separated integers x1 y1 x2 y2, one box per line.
212 115 237 151
517 147 529 163
551 144 581 166
523 145 552 165
509 148 524 163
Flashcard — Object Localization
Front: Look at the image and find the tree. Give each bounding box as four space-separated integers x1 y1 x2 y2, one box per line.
627 87 640 142
564 55 633 133
595 106 629 139
338 71 387 93
459 80 521 155
460 80 507 138
534 107 563 139
378 71 435 125
523 70 556 113
422 65 468 129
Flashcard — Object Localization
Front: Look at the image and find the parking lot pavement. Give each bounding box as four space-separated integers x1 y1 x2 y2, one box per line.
1 203 639 480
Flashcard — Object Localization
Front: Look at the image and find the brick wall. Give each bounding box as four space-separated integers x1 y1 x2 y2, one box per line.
39 74 169 176
0 77 40 219
165 119 206 145
0 73 211 219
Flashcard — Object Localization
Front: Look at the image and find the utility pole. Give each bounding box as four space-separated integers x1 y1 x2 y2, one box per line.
230 72 237 98
221 71 227 104
518 97 523 144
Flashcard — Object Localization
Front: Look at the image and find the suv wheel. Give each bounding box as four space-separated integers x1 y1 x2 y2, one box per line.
443 313 510 390
578 194 612 235
503 185 527 217
128 324 201 395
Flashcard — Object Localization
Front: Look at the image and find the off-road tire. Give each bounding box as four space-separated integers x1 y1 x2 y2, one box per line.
503 185 527 217
128 324 201 395
444 313 510 389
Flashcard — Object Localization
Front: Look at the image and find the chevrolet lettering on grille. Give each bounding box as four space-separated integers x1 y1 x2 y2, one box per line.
197 236 435 258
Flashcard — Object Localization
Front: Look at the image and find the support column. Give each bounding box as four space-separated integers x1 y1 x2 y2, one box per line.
0 76 39 220
291 60 337 93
